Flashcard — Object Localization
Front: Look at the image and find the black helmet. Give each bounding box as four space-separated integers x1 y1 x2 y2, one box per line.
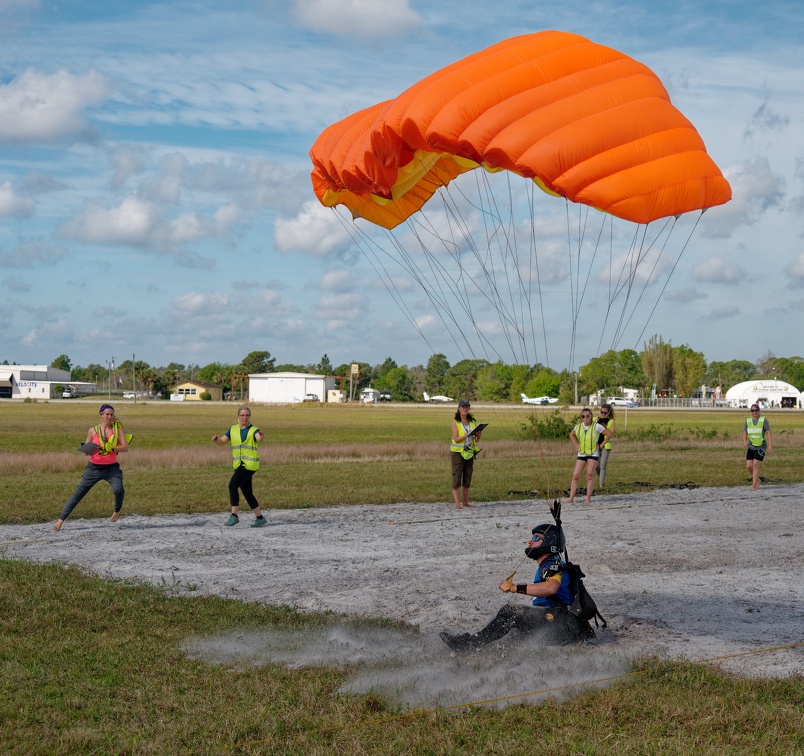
524 523 566 560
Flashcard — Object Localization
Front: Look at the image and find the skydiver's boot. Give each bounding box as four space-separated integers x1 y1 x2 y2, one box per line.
439 605 522 651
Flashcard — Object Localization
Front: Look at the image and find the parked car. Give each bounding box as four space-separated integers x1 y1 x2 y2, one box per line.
606 396 639 407
62 387 76 398
303 393 320 402
379 391 392 402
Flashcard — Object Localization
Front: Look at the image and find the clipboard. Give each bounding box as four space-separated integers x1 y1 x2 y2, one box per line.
78 442 100 455
466 423 488 437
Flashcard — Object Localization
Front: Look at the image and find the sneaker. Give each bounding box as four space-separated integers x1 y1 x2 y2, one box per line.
251 516 267 528
224 513 239 526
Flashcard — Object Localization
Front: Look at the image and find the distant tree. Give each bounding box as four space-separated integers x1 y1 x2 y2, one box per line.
641 335 674 392
672 344 706 397
755 349 777 377
444 358 489 400
582 349 646 396
51 354 71 372
703 360 756 391
424 354 450 394
524 368 561 399
317 354 334 375
240 351 275 374
772 356 804 388
198 362 229 383
376 357 398 378
274 363 307 372
375 366 414 401
475 362 511 402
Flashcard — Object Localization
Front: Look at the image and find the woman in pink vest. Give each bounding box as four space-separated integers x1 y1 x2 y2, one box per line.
53 404 129 531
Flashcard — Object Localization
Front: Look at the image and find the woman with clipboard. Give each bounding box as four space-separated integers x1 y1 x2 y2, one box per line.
53 404 130 531
450 400 486 510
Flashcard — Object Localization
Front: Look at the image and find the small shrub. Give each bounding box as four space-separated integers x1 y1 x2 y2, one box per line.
199 392 212 401
521 409 578 440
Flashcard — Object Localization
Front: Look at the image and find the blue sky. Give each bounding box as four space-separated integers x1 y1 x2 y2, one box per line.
1 0 803 373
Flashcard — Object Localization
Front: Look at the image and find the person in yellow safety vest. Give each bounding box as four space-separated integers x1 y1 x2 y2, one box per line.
595 403 616 487
212 406 268 527
450 400 482 509
54 403 130 531
567 408 613 505
743 403 773 491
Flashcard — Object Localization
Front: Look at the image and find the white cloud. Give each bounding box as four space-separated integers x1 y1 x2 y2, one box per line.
0 181 34 218
785 252 804 286
107 146 148 189
702 159 785 238
0 69 109 142
171 291 229 316
60 195 155 245
320 270 354 291
692 257 747 284
293 0 420 39
275 202 353 258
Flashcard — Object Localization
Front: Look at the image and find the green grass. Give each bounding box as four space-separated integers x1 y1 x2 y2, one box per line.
1 558 801 754
1 403 803 752
1 402 802 524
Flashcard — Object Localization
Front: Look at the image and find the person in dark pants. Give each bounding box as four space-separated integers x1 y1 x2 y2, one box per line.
212 406 267 527
54 404 129 531
440 523 594 650
451 400 482 509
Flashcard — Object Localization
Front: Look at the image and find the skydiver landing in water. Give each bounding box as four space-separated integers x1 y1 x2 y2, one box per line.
440 522 596 651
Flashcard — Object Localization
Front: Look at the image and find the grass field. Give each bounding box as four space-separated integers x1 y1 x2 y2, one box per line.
1 401 802 753
1 400 802 524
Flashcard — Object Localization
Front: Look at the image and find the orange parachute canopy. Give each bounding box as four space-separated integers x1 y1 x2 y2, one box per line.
310 31 731 230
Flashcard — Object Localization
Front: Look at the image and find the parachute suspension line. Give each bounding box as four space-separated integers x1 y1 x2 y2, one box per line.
526 181 550 368
471 171 534 363
331 209 442 357
609 217 676 351
411 201 506 363
566 202 593 372
389 218 479 359
434 174 530 363
633 211 704 350
596 222 645 355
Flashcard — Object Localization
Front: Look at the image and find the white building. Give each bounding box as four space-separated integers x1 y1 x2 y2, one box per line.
0 364 96 400
724 379 801 409
247 372 336 403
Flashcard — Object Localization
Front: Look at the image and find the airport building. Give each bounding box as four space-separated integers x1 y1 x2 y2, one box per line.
725 379 801 409
0 364 96 400
247 372 337 403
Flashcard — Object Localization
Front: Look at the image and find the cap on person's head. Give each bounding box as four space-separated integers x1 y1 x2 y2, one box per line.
458 400 470 407
750 404 760 411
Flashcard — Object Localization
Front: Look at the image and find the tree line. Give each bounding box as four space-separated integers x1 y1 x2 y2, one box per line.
7 338 801 402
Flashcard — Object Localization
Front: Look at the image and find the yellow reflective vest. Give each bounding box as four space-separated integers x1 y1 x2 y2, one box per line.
230 424 260 470
574 421 600 456
745 416 767 448
450 419 478 460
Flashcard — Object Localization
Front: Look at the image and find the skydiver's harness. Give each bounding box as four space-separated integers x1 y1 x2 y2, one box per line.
551 499 607 629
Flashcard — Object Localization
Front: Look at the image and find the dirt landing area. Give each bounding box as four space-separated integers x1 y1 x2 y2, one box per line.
2 484 802 680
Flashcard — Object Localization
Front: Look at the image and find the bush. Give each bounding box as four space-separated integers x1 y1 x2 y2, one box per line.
199 392 212 401
521 409 578 440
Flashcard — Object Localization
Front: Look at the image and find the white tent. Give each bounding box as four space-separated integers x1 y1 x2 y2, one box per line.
724 379 801 409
